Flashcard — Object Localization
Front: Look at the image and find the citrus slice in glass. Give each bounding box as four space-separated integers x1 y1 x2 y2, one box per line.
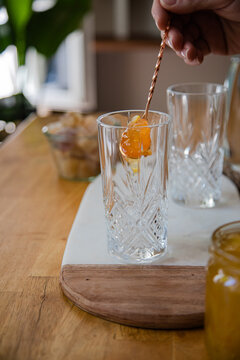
120 115 151 159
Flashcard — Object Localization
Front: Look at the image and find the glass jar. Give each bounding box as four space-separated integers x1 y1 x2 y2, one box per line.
205 221 240 360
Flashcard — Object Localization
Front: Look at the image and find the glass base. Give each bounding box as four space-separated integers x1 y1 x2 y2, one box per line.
172 195 218 209
109 246 167 264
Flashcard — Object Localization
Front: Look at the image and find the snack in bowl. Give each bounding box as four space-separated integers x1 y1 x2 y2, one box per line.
42 112 100 180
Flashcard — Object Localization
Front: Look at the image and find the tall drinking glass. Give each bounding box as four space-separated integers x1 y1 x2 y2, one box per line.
97 110 171 263
167 83 227 208
224 55 240 173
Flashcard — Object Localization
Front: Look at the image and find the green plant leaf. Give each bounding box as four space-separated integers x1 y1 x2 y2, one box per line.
26 0 91 58
3 0 33 64
4 0 33 32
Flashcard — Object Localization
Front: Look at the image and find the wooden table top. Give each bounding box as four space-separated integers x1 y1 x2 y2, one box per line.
0 115 208 360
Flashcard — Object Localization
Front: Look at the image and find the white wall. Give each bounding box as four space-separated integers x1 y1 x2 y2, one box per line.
96 48 231 113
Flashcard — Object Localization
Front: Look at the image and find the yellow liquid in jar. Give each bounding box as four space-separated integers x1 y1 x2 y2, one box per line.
205 232 240 360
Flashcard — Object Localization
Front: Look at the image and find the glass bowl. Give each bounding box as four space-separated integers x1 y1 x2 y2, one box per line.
42 112 100 181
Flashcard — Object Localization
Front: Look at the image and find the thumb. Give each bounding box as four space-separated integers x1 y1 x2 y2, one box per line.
160 0 224 13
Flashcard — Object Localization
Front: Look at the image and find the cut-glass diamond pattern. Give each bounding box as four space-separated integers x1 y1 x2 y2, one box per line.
103 155 168 261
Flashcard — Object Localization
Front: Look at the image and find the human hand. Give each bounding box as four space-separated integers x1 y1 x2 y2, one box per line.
152 0 240 65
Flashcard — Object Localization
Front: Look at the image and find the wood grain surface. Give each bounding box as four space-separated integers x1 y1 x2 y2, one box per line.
60 265 206 329
0 114 209 359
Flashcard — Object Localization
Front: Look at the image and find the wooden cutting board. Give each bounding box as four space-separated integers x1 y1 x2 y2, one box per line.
60 175 239 329
60 264 205 329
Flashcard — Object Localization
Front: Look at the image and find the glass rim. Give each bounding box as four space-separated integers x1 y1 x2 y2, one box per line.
97 110 171 129
167 82 228 96
211 220 240 265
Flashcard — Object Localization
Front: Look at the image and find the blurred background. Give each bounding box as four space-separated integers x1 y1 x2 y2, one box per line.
0 0 232 142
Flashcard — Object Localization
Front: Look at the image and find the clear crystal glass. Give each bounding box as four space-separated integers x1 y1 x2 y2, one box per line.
97 110 171 263
167 83 227 208
224 55 240 173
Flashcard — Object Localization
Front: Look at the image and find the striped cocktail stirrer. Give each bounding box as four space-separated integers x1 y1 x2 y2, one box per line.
142 21 170 119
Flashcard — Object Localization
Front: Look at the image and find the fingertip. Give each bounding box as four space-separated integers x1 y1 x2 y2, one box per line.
186 47 197 62
184 52 203 66
160 0 177 8
180 41 198 62
160 0 206 13
186 59 202 66
154 15 169 31
196 50 204 64
151 0 170 30
168 29 184 51
154 17 164 31
176 45 202 66
186 48 204 65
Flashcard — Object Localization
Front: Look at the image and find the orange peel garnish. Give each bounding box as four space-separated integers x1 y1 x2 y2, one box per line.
120 115 151 160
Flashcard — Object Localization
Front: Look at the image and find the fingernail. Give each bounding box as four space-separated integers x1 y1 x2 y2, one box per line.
161 0 176 5
167 38 173 48
191 58 201 65
181 48 188 58
155 20 160 31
